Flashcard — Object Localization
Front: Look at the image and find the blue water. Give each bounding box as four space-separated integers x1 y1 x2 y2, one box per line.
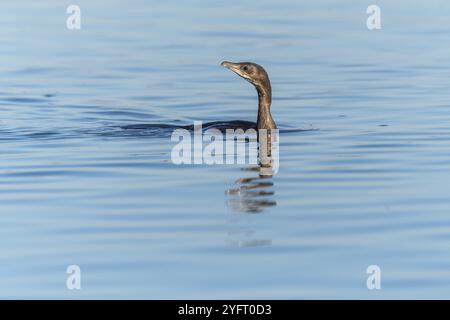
1 0 450 299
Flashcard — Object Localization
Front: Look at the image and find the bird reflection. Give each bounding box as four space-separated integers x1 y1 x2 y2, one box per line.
225 167 276 213
224 130 278 247
225 129 278 213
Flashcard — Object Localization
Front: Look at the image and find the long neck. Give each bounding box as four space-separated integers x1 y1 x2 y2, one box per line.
256 83 276 130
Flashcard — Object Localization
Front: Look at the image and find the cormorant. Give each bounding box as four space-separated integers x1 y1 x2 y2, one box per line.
221 61 277 130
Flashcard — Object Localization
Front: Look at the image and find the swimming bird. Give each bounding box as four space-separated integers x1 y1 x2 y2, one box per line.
221 61 277 130
122 61 277 134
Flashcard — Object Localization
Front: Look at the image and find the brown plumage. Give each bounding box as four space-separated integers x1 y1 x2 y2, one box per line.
221 61 277 130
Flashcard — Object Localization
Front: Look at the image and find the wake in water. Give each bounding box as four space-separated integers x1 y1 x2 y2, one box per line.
117 120 317 138
0 122 317 141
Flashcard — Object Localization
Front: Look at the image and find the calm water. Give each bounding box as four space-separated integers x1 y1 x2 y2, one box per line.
1 0 450 299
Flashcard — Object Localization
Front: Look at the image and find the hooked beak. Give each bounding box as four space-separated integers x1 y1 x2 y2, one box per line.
221 61 239 72
221 61 248 81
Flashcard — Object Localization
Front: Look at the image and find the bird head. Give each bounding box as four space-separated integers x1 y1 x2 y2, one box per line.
221 61 271 93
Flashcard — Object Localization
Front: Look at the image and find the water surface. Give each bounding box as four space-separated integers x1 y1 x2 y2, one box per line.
1 0 450 298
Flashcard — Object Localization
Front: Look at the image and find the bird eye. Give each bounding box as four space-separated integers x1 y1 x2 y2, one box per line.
242 66 248 71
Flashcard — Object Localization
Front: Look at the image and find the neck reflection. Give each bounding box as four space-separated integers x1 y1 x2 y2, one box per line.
226 130 278 213
224 132 278 247
226 167 276 213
